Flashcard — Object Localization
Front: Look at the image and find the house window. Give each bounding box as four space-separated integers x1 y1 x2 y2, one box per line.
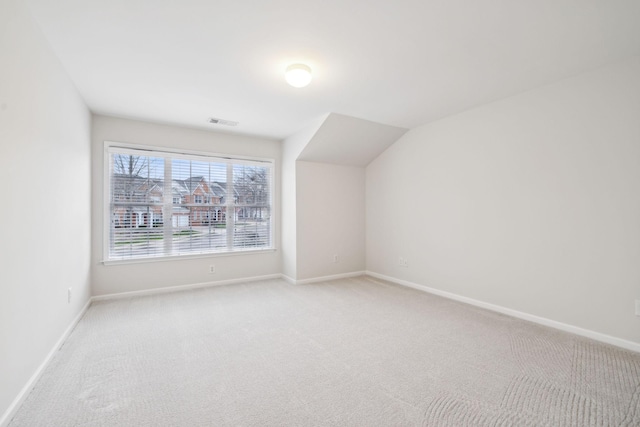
105 142 273 262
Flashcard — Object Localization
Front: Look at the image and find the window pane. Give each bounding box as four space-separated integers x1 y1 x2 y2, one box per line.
107 146 272 261
171 159 228 254
109 153 165 260
233 165 271 249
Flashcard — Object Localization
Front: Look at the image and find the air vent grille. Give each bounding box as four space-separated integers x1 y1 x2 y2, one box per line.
208 117 239 126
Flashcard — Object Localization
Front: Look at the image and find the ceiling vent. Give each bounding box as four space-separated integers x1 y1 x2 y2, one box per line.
208 117 238 126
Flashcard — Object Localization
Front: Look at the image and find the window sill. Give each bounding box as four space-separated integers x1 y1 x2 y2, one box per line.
102 247 277 266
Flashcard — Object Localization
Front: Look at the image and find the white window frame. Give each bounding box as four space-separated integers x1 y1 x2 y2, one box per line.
103 141 275 264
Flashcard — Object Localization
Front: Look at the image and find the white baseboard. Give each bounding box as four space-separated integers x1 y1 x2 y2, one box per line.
91 271 367 301
281 274 296 285
0 298 92 427
3 273 282 425
10 271 634 427
287 271 365 285
91 273 282 301
366 271 640 354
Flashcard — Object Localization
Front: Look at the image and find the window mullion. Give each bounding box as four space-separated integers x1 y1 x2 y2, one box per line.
226 163 234 250
163 158 173 255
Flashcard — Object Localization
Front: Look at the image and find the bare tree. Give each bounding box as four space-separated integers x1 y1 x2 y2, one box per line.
112 154 149 227
113 154 148 179
234 166 268 219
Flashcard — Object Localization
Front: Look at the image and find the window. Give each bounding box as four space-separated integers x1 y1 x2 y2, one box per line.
105 143 273 262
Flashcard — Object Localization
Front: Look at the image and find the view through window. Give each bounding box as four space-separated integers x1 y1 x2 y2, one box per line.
106 144 273 261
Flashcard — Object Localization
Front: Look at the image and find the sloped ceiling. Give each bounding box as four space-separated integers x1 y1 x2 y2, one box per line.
298 114 407 167
23 0 640 140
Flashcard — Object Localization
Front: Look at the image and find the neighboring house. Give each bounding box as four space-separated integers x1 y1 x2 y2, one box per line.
170 180 190 227
112 175 231 228
173 177 225 226
112 174 268 229
111 174 163 228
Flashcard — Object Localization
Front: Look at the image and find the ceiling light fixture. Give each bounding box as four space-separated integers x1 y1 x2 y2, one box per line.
285 63 312 88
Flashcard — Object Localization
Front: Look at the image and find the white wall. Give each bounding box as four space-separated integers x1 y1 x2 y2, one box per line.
297 161 365 280
367 56 640 345
91 115 281 296
0 0 91 422
281 115 328 280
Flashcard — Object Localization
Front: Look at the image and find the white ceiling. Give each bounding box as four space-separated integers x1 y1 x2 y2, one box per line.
25 0 640 140
298 114 407 167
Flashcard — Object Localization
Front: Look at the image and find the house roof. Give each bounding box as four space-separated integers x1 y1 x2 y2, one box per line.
210 182 229 198
113 175 237 199
176 177 207 193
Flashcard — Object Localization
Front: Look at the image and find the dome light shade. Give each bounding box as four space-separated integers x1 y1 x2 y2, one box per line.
285 63 312 88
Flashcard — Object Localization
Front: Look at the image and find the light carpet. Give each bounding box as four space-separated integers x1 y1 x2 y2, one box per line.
9 276 640 426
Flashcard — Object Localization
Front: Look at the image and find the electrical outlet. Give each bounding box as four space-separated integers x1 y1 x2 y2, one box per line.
403 258 409 267
333 254 339 263
399 256 404 266
209 265 216 274
635 299 640 316
67 288 72 304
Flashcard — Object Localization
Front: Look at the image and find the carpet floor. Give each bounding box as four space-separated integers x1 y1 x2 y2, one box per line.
9 276 640 426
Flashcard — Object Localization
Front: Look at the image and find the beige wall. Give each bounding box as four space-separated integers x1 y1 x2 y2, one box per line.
0 0 91 421
367 56 640 345
296 161 365 280
91 115 281 296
